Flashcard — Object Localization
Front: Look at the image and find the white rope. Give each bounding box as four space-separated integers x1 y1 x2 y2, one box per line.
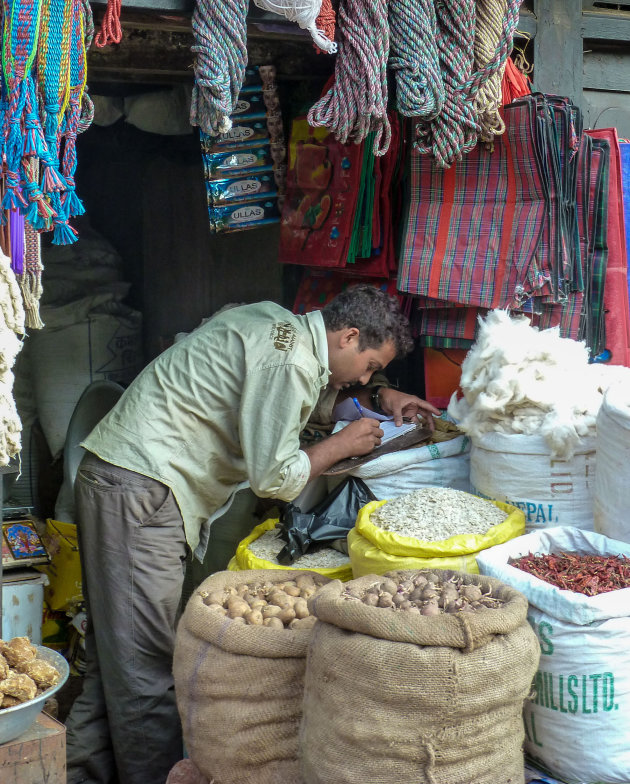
253 0 337 53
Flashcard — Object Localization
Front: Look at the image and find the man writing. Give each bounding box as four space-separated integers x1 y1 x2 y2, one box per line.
66 284 439 784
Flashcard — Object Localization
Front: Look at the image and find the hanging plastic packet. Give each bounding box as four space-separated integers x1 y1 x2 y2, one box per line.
202 142 275 178
206 167 278 205
276 476 376 565
213 114 272 148
210 198 280 232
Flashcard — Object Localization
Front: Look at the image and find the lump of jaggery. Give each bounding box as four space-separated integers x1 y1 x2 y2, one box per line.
1 637 37 668
0 653 9 680
1 695 22 708
17 659 60 690
0 672 37 703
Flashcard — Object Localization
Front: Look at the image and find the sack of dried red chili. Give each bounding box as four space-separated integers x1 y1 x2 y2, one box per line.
477 526 630 784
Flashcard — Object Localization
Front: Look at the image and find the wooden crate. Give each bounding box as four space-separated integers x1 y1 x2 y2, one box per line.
0 711 66 783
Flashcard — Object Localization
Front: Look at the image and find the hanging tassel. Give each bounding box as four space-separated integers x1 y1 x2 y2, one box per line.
37 0 78 243
61 0 88 219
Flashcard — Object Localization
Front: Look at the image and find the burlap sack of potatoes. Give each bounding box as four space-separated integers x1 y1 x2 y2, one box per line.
300 569 540 784
173 568 330 784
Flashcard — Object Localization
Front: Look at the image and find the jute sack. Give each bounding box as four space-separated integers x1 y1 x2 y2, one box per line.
301 570 540 784
173 569 330 784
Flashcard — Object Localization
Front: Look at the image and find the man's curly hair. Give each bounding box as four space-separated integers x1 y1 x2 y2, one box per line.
321 284 414 357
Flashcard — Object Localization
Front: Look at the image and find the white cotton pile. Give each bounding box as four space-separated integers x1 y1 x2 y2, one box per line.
0 251 24 465
447 309 630 459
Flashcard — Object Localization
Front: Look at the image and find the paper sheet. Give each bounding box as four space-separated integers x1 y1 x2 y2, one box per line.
332 396 392 423
332 418 417 445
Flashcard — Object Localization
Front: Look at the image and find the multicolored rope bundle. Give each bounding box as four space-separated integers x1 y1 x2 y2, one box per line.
1 0 44 213
37 0 76 243
307 0 391 155
190 0 249 136
388 0 443 121
0 0 93 243
415 0 479 167
60 0 89 220
387 0 522 165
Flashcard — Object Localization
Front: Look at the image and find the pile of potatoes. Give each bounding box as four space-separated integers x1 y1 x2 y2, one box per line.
200 572 321 630
344 572 505 616
0 636 61 709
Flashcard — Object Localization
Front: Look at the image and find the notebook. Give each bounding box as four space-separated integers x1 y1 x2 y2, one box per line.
333 418 417 445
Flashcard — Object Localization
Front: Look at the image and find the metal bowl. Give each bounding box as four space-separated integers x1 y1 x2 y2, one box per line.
0 645 70 745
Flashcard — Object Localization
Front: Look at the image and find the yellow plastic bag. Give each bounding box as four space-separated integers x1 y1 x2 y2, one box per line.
37 519 83 612
348 528 480 577
349 496 525 578
227 518 353 581
355 498 525 557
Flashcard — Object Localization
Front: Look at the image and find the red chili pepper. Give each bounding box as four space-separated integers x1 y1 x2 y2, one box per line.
510 552 630 596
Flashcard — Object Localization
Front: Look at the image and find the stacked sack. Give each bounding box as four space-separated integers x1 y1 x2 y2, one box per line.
174 569 330 784
594 382 630 544
478 527 630 784
450 310 630 532
174 567 539 784
301 569 540 783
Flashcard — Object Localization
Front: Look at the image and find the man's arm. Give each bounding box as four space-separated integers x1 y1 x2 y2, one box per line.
303 418 384 479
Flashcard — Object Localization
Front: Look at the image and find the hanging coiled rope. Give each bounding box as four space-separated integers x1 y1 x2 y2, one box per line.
190 0 248 136
253 0 337 54
315 0 336 53
415 0 479 168
388 0 444 121
308 0 391 155
94 0 122 47
469 0 522 142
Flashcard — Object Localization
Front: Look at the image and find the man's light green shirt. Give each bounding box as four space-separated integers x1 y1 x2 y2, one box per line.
83 302 330 558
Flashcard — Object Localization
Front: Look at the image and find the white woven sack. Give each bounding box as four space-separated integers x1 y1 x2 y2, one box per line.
344 434 471 500
477 526 630 784
594 382 630 544
29 296 142 458
470 432 595 532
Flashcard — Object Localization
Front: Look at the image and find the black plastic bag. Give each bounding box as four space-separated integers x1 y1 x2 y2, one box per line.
276 477 376 565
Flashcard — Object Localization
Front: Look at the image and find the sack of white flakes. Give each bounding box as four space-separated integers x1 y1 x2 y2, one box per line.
301 569 540 784
470 432 596 532
348 487 525 577
173 569 331 784
477 527 630 784
227 518 353 581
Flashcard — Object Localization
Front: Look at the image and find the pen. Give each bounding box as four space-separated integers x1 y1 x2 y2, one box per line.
352 397 365 418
